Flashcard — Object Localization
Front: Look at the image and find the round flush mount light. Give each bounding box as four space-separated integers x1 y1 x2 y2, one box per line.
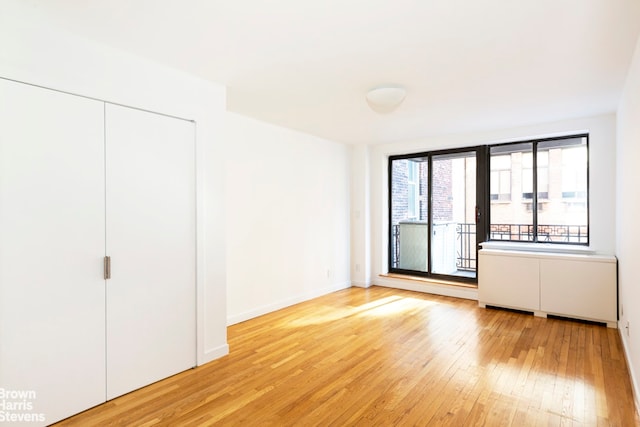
366 85 406 113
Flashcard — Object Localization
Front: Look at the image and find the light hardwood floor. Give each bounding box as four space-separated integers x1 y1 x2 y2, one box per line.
56 286 639 426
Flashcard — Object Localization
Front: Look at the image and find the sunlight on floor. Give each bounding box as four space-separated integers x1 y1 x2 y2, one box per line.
274 290 605 424
478 360 599 424
280 294 440 327
356 296 438 318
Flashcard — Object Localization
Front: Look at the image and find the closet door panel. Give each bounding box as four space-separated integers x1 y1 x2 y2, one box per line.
0 79 106 425
105 104 196 399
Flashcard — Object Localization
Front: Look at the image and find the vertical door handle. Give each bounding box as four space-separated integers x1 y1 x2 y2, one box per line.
475 206 481 224
104 256 111 280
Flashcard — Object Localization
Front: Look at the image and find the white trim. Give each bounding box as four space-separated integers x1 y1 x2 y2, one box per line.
374 276 478 301
352 280 372 288
200 344 230 366
619 325 640 418
0 77 194 122
478 248 615 263
480 241 595 255
227 282 352 326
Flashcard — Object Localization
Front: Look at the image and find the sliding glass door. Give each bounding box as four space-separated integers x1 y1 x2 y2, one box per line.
389 148 480 282
431 151 477 278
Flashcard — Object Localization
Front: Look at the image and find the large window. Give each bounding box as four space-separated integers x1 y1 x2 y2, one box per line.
389 149 479 281
388 134 589 283
489 135 588 244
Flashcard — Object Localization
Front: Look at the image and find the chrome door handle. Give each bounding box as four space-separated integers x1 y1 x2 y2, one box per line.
104 256 111 280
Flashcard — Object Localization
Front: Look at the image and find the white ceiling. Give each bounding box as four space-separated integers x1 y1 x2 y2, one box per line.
20 0 640 144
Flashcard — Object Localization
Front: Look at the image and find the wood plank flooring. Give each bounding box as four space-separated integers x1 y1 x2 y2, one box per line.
55 286 639 426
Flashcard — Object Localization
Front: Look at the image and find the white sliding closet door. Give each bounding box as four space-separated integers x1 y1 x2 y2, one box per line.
105 104 196 399
0 79 106 424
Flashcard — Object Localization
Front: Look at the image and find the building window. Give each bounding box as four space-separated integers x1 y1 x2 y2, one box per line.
407 161 419 219
490 155 511 201
522 151 548 200
489 135 588 244
561 146 588 200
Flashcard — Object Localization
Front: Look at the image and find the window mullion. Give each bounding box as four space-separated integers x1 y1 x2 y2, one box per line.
532 143 538 242
427 155 433 274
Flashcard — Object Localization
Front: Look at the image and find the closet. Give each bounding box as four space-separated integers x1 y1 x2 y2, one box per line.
0 78 196 425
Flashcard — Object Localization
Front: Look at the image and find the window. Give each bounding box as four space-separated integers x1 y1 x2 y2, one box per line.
537 150 549 200
561 146 588 200
390 156 429 274
522 151 548 200
490 155 511 201
490 143 533 241
489 135 588 244
387 134 589 283
389 149 479 282
407 161 419 219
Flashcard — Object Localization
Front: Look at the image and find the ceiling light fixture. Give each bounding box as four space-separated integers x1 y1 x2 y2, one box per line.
366 85 406 113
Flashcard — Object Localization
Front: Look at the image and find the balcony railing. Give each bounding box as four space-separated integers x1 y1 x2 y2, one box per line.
391 223 588 272
489 223 588 244
457 223 476 271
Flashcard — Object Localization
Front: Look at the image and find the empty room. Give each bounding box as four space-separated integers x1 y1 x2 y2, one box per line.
1 1 640 425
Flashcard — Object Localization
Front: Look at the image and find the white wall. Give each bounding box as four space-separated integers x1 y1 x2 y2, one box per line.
361 114 617 298
0 3 228 364
351 144 372 287
616 35 640 413
225 112 351 325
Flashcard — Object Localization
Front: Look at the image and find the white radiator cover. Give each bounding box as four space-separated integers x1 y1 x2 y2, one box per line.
478 248 617 327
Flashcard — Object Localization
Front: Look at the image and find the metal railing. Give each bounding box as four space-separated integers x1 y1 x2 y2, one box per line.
391 222 588 272
392 224 400 269
489 223 588 244
456 223 476 271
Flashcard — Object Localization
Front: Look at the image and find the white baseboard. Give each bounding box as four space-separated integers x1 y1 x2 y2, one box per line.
619 323 640 418
351 280 372 288
198 343 229 366
227 281 352 326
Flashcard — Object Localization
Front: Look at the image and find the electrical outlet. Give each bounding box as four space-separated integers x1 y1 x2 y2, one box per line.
626 321 630 337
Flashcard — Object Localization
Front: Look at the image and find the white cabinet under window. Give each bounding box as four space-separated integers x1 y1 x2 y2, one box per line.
478 248 617 327
478 250 540 311
0 79 196 425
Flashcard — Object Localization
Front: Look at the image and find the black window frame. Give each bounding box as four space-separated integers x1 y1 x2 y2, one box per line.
386 133 590 283
487 134 589 246
388 146 486 284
